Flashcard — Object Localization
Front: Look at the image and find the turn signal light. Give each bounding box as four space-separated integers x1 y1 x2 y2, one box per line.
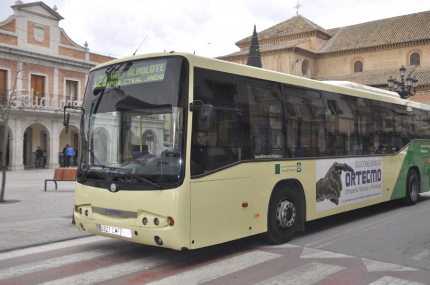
74 205 79 212
167 217 175 226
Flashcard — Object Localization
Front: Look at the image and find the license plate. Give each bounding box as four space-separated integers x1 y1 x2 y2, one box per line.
98 224 132 238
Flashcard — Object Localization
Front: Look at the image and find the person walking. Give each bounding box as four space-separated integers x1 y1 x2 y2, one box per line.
62 144 67 167
64 144 74 167
35 146 44 168
74 146 78 166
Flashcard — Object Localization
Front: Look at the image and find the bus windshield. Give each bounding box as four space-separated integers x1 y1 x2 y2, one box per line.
78 57 188 189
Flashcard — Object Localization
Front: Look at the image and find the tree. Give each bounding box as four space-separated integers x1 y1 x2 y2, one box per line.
0 69 21 203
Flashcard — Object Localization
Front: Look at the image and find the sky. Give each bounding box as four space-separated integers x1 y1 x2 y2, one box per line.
0 0 428 59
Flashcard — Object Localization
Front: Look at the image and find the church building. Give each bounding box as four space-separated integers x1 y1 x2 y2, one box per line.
218 10 430 104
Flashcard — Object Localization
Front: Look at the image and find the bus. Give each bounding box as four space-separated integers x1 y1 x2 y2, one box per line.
70 52 430 250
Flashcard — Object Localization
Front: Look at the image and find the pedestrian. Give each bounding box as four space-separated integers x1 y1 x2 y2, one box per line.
35 146 44 168
64 144 73 167
74 146 78 166
62 144 67 167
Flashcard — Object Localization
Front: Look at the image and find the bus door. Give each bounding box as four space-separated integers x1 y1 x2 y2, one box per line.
190 107 252 249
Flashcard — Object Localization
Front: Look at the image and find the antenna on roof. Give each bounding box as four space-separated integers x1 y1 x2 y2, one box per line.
133 35 148 56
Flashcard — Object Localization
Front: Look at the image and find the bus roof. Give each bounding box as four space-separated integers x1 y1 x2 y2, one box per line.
90 51 430 111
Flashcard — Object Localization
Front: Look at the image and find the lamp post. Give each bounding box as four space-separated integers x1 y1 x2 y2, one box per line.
387 65 418 99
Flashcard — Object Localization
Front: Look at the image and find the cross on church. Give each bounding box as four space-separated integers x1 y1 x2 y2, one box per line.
293 1 302 15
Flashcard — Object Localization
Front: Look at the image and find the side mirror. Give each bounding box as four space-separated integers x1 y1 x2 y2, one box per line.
63 112 70 134
63 106 85 134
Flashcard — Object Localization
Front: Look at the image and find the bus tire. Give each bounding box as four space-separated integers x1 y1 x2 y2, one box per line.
404 169 419 206
263 184 302 244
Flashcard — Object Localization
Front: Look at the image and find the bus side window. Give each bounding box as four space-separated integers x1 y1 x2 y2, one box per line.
284 92 324 158
248 80 283 159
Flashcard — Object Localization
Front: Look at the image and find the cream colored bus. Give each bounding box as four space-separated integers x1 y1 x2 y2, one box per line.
71 52 430 250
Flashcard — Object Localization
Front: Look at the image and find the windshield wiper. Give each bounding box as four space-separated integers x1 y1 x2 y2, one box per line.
114 174 162 189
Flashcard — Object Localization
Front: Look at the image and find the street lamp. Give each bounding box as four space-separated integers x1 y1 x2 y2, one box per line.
387 65 418 99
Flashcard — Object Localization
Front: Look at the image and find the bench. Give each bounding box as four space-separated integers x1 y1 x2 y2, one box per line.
44 168 77 191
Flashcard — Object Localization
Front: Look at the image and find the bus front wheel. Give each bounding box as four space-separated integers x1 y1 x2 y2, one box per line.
264 185 301 244
404 169 419 206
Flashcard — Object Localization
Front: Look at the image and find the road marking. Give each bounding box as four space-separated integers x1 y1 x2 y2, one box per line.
255 261 345 285
300 247 352 258
256 243 299 249
39 251 195 285
368 276 425 285
0 236 108 261
412 249 430 261
363 258 420 272
146 251 282 285
0 242 136 279
305 207 430 249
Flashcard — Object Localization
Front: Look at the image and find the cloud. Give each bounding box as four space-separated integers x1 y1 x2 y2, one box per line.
0 0 428 58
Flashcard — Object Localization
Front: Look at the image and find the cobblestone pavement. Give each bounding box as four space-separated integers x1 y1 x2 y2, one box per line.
0 168 90 253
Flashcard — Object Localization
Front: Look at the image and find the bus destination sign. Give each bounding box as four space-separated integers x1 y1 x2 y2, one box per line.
93 60 167 90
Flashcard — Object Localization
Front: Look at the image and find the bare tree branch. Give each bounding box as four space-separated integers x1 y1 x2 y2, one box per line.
0 68 22 203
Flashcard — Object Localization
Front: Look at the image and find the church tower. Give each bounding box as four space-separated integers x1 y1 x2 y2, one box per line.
246 25 262 68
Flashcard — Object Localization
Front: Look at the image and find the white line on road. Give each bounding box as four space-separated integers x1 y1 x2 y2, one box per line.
0 236 108 261
300 247 352 258
363 258 420 272
254 261 345 285
0 242 136 279
368 276 425 285
411 249 430 261
39 251 196 285
146 251 282 285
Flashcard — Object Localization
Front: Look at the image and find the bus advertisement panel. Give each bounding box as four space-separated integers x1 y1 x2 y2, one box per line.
316 157 383 211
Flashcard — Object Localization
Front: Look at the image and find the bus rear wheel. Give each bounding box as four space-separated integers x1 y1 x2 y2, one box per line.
404 169 419 206
264 186 301 244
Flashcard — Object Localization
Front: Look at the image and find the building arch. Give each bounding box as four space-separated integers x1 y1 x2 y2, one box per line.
301 60 309 77
57 122 80 138
350 57 364 73
21 120 52 139
353 60 363 72
21 121 51 168
408 51 421 66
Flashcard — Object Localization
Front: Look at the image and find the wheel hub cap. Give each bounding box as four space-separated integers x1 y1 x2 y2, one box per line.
276 198 296 229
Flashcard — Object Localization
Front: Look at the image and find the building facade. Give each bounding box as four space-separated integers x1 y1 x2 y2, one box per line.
0 1 114 170
218 11 430 104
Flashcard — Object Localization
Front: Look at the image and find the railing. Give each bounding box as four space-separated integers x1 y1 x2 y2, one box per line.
5 90 82 110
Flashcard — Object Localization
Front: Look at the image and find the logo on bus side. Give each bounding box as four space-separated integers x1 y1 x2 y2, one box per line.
275 163 302 174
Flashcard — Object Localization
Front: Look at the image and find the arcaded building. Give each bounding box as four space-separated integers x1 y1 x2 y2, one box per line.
0 1 114 170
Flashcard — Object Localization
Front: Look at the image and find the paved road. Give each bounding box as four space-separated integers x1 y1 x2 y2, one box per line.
0 169 89 252
1 169 430 284
1 235 429 284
